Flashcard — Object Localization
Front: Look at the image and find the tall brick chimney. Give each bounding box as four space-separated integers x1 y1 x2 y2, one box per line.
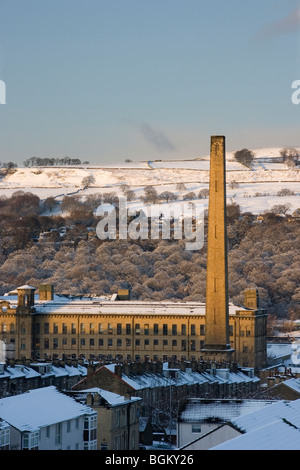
201 136 234 359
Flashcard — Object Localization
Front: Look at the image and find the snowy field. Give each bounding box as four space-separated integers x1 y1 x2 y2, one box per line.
0 147 299 215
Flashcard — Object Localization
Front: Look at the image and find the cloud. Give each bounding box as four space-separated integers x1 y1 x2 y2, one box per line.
257 7 300 39
137 122 176 152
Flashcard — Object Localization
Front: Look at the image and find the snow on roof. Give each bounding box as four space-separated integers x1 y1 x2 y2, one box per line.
8 298 246 317
100 363 258 391
179 399 274 423
280 378 300 394
212 418 300 450
211 399 300 450
0 386 95 432
16 285 36 290
230 399 300 433
79 387 141 406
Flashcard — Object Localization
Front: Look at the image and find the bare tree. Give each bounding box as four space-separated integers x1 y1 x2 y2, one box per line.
234 149 255 168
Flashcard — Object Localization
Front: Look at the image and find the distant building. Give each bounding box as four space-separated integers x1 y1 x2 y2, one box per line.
0 386 97 450
0 284 267 369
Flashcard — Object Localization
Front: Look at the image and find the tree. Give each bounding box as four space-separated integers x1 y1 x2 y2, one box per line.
183 192 196 200
270 204 291 215
43 197 58 214
82 175 95 188
159 191 177 203
142 186 159 204
176 183 187 191
277 188 294 196
234 149 255 168
280 147 300 168
226 203 241 222
198 188 209 198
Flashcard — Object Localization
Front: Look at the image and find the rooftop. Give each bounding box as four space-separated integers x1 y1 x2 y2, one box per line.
211 399 300 450
1 291 255 317
178 398 274 423
0 386 95 432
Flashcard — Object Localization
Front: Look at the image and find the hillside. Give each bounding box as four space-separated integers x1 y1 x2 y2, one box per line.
0 147 299 215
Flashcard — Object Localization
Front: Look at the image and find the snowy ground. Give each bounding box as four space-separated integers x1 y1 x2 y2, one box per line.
0 147 299 215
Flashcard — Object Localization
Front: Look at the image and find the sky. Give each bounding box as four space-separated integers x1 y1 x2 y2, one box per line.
0 0 300 165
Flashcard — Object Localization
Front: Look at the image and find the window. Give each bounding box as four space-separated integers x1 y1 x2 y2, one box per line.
115 410 120 427
126 338 131 347
81 338 86 347
135 339 140 346
126 324 131 335
62 324 67 334
117 324 122 335
99 323 104 334
63 338 67 346
163 339 168 346
35 323 40 334
240 330 245 337
108 323 113 334
154 324 159 335
172 340 177 348
53 338 58 349
53 323 58 334
71 323 76 334
154 339 159 346
55 423 61 445
90 323 95 334
200 324 205 335
191 324 196 336
163 324 168 335
181 324 186 336
246 330 251 337
117 339 122 347
192 424 201 433
83 415 97 449
144 324 149 335
67 420 71 433
144 339 149 346
135 324 140 335
80 323 86 334
72 338 76 346
46 426 50 438
10 323 15 334
90 338 95 347
99 339 104 347
181 340 186 351
108 339 113 347
44 338 49 349
172 325 177 336
0 428 10 450
191 340 196 351
23 431 39 450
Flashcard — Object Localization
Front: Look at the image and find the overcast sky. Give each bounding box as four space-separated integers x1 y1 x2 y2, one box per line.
0 0 300 165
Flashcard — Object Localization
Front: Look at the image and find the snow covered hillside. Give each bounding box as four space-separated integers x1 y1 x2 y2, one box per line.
0 147 299 215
